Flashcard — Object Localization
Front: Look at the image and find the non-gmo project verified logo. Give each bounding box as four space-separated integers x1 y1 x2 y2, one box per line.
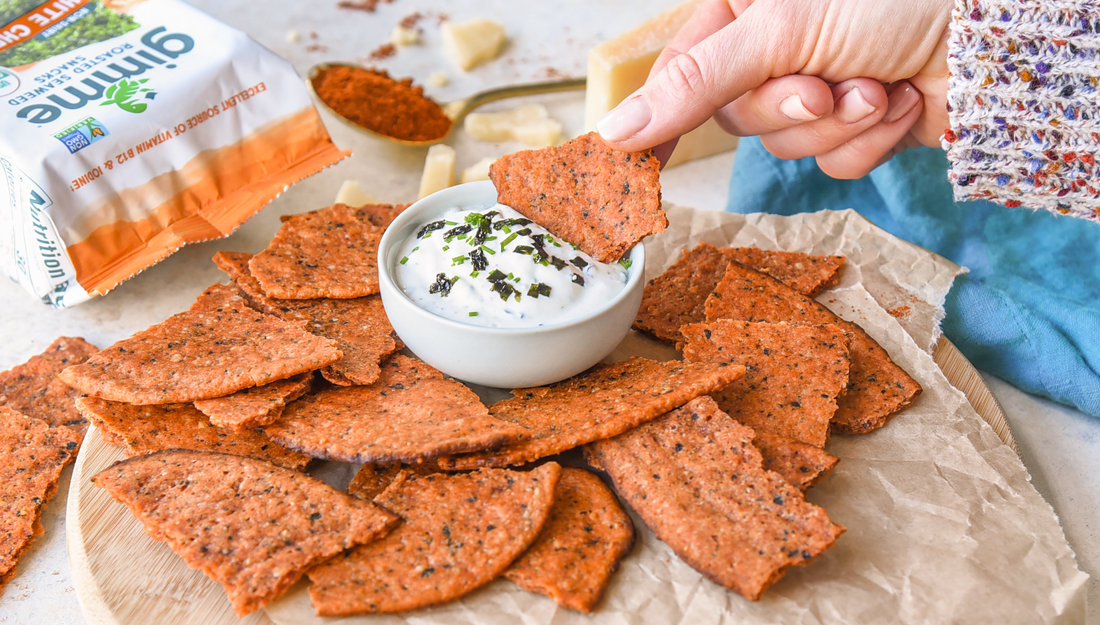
53 117 109 154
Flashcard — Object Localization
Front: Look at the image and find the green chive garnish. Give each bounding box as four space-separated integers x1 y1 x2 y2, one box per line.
400 256 409 265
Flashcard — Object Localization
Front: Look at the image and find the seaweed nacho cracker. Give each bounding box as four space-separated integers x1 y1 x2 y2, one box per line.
0 0 348 307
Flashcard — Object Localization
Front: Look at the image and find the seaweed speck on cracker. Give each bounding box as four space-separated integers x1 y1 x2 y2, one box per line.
58 284 341 405
214 251 400 386
586 396 844 601
307 463 561 615
503 467 634 613
265 355 528 464
489 131 665 263
704 262 922 434
0 407 80 590
249 203 388 300
437 356 745 470
92 450 399 616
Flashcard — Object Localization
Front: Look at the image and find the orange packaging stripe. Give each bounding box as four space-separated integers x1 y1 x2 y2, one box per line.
66 107 350 296
0 0 94 54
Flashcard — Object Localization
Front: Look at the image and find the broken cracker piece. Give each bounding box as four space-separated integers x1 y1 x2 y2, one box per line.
585 396 844 601
703 263 921 434
347 462 443 501
725 247 844 297
266 355 527 464
93 450 399 616
58 284 341 405
634 243 846 343
503 467 634 613
250 203 386 299
0 336 99 434
76 396 311 471
753 432 838 492
437 357 744 470
681 320 850 447
307 463 561 615
214 251 400 386
194 373 313 432
0 407 80 590
489 131 664 263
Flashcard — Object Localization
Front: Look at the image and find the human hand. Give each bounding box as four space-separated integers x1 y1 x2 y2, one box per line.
597 0 952 178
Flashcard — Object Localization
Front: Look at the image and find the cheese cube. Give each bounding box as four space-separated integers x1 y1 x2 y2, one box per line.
334 180 379 207
390 25 421 46
427 71 449 87
584 0 738 168
464 104 563 147
441 19 506 71
460 157 495 184
418 144 456 199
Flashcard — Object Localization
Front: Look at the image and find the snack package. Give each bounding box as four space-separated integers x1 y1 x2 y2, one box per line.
0 0 349 307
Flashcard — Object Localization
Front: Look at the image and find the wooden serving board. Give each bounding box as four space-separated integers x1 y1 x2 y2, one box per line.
65 337 1014 625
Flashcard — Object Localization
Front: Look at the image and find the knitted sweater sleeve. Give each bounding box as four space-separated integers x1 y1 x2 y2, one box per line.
943 0 1100 222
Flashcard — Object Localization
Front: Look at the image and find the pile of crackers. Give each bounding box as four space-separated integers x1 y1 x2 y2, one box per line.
0 132 920 617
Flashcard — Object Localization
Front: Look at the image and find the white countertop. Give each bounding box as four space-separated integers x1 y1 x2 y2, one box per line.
0 0 1094 622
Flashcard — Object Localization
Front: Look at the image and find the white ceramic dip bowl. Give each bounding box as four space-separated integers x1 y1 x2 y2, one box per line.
378 180 646 388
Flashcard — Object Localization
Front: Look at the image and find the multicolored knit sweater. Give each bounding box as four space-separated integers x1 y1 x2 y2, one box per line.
944 0 1100 222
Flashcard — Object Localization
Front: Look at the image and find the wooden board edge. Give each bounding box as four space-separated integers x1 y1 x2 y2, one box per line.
933 336 1020 456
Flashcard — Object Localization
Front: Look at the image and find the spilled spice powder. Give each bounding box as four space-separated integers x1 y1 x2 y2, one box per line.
312 66 452 142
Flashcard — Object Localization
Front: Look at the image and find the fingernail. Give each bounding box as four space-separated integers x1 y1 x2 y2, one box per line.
835 87 877 124
597 96 652 142
779 94 820 122
884 84 921 123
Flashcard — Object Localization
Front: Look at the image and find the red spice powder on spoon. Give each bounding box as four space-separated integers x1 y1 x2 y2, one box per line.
312 65 452 142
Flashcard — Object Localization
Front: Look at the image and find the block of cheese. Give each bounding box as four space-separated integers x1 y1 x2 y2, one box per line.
464 104 563 147
442 19 506 71
418 144 456 199
584 0 738 168
460 157 495 184
334 180 380 207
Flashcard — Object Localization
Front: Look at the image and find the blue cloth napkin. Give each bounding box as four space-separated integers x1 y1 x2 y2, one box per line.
726 137 1100 418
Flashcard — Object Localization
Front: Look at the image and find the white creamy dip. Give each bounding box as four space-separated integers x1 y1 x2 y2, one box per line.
395 204 629 328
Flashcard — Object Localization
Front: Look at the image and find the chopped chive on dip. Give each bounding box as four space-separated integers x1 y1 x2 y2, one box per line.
396 205 629 328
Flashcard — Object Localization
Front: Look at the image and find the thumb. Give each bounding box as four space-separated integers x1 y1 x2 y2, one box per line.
598 2 800 152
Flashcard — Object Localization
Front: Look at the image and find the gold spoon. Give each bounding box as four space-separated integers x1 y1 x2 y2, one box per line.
306 61 587 147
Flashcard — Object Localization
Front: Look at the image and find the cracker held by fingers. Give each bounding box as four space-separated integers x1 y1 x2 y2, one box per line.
265 355 527 464
307 463 562 615
249 203 388 299
503 467 634 613
680 320 850 448
633 243 846 343
585 396 844 601
0 336 99 434
76 396 311 471
704 263 921 434
752 432 838 492
58 284 341 405
92 450 399 616
214 251 401 386
0 407 80 590
489 131 665 263
436 357 745 470
193 373 312 431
